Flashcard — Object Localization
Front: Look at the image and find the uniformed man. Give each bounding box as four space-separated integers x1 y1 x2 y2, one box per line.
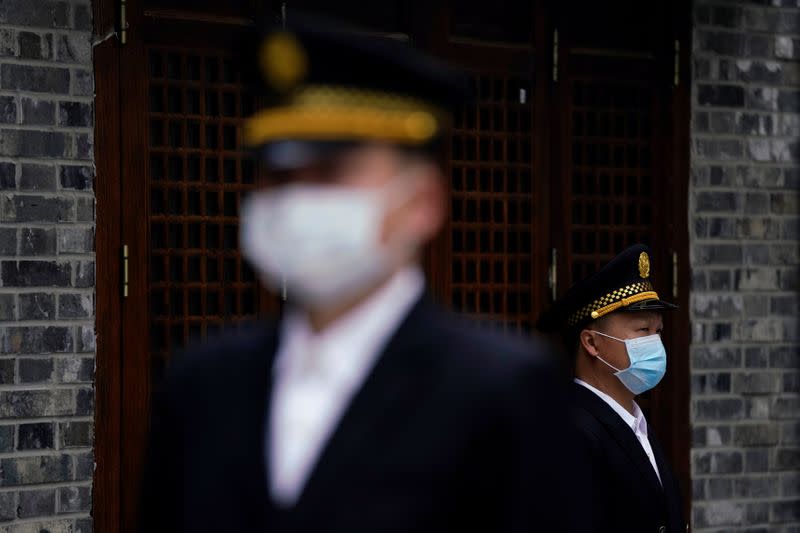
138 17 578 533
537 244 687 533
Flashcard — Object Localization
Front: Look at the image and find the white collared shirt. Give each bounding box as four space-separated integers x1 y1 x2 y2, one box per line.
268 267 425 505
575 378 662 484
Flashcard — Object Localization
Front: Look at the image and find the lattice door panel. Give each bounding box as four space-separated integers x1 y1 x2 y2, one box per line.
147 47 264 361
450 74 537 333
567 78 657 286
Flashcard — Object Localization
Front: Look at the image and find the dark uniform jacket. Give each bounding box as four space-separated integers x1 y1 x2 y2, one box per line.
138 297 583 533
572 383 686 533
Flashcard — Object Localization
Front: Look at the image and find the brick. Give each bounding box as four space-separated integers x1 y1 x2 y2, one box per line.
772 294 799 315
19 164 55 191
745 501 770 524
696 501 744 527
692 372 731 394
55 356 93 383
738 217 779 239
747 87 779 111
774 397 800 419
19 227 56 256
0 293 14 319
74 260 94 288
736 60 782 84
76 325 94 352
76 196 94 222
694 138 743 160
0 228 15 255
74 4 92 32
0 491 14 521
74 451 93 480
17 422 54 450
746 34 771 57
693 294 742 318
72 68 93 96
0 130 69 158
733 424 780 446
18 358 53 384
17 292 54 320
785 373 800 393
59 165 93 190
76 517 93 533
58 486 90 513
708 477 733 499
692 478 705 501
734 476 780 499
744 244 770 265
76 132 92 159
775 36 798 60
735 269 779 293
0 389 73 418
0 0 71 28
57 227 93 254
708 270 731 290
746 396 771 419
1 261 71 287
0 454 72 485
694 111 709 132
695 398 743 421
772 500 800 522
743 295 769 318
56 34 90 64
0 162 15 189
18 31 52 60
733 372 776 394
76 388 93 416
777 449 800 471
783 421 800 445
0 96 17 124
59 421 92 448
0 359 13 384
692 346 741 369
695 191 738 212
17 489 55 518
709 110 735 133
779 90 800 113
771 191 799 215
697 32 746 56
771 243 799 265
694 243 743 265
0 64 69 94
744 7 781 31
779 267 798 291
21 97 55 125
698 84 745 107
1 326 73 353
736 112 775 136
0 425 12 453
57 101 92 127
783 472 800 497
58 293 92 319
711 5 741 28
0 28 15 57
745 448 770 474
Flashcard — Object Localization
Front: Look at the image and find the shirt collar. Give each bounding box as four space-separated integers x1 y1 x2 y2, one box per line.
274 267 425 380
574 378 647 436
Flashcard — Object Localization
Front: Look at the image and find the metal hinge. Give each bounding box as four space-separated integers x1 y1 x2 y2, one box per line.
119 0 128 44
552 29 559 82
672 251 678 298
122 245 129 298
548 248 558 300
673 40 680 86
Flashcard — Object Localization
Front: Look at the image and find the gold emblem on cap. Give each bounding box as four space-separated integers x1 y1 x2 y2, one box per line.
259 32 308 92
638 252 650 279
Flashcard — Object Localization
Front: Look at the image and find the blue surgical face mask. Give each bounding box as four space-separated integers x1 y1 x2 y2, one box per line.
592 331 667 395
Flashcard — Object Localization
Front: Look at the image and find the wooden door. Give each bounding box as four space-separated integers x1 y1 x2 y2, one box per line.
93 1 691 531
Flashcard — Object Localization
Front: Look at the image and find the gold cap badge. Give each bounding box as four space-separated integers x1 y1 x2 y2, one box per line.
638 252 650 279
259 32 308 92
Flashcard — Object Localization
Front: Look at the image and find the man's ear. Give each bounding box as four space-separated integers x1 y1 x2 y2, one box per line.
579 329 600 358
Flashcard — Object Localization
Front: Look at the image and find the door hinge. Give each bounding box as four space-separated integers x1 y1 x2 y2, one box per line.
552 29 559 82
122 245 129 298
672 250 678 298
673 40 680 86
119 0 128 45
548 248 558 301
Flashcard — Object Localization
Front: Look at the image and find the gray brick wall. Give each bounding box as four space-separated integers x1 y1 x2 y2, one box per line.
691 1 800 531
0 1 95 531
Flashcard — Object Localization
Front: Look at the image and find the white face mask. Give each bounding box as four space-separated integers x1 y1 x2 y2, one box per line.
240 181 416 309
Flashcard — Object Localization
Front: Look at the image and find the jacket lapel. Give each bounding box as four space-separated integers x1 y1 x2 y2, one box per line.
293 296 440 510
573 384 664 496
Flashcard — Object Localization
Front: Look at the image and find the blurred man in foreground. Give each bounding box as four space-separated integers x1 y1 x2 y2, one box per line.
538 244 686 533
139 17 578 533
